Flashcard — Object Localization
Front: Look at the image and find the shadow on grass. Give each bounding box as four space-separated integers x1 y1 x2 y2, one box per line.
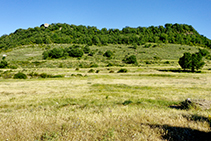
182 114 211 128
142 114 211 141
158 69 202 73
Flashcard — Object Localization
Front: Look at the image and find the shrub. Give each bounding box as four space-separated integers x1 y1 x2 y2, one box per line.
153 56 162 60
107 63 114 67
0 60 8 68
9 65 18 69
90 64 98 68
39 73 50 78
13 72 27 79
122 100 133 105
96 70 100 73
117 68 128 73
48 48 64 59
109 70 115 73
88 69 95 73
199 48 210 57
103 50 113 58
123 55 137 64
42 51 49 59
51 75 64 78
76 74 83 77
88 50 96 56
83 45 90 54
68 48 84 57
164 61 170 64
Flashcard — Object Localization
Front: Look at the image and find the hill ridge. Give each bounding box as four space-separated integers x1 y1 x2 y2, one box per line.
0 23 210 50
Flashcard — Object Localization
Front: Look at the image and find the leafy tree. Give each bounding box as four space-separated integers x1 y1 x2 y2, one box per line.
1 23 211 50
178 52 205 72
191 53 205 72
92 36 101 45
178 52 192 70
198 48 210 57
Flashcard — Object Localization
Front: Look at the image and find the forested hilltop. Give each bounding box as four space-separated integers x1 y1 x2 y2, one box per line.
0 23 211 50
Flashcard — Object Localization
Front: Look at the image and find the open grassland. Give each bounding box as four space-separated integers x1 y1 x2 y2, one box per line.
0 67 211 140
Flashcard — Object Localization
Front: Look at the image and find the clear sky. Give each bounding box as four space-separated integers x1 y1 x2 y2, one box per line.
0 0 211 39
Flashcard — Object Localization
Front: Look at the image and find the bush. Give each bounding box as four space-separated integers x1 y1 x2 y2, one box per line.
39 73 50 78
107 63 114 67
109 70 115 73
48 48 64 59
51 75 64 78
83 45 90 54
68 48 84 57
13 72 27 79
42 51 49 59
123 55 137 64
0 60 8 68
90 64 98 68
96 70 100 73
117 68 128 73
9 65 18 69
103 50 113 58
88 50 96 56
88 69 95 73
122 100 133 105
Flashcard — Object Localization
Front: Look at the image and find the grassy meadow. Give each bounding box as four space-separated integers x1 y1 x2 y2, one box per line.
0 44 211 140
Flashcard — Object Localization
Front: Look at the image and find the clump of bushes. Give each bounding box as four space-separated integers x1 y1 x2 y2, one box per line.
117 68 128 73
39 73 64 78
42 45 84 59
13 72 27 79
71 74 84 77
28 72 64 78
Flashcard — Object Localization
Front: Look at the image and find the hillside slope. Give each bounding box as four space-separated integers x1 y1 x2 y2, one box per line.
0 23 210 51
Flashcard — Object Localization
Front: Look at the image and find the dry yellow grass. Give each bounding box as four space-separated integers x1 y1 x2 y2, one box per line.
0 67 210 140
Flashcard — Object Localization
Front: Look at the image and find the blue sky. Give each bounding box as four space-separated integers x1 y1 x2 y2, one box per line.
1 0 211 39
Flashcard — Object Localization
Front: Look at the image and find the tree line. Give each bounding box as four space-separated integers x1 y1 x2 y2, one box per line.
0 23 211 50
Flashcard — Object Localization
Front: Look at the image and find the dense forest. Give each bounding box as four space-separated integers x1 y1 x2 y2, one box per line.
0 23 211 50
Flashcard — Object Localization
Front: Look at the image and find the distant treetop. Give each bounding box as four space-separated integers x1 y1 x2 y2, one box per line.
0 23 210 50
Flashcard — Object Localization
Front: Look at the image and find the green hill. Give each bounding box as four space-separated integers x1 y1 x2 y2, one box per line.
0 23 211 51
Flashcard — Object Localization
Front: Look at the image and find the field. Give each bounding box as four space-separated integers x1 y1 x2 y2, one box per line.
0 44 211 140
